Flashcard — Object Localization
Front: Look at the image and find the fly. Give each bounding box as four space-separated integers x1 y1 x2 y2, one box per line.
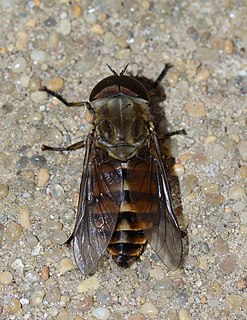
42 64 186 275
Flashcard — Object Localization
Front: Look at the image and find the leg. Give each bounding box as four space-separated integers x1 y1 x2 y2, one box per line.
41 87 93 112
158 129 187 142
42 140 85 152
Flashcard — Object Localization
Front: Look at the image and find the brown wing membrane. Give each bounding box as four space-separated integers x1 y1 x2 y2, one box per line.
127 131 182 270
73 134 121 275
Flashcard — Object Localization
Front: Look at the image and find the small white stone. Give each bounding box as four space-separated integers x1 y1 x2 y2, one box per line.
11 57 27 73
30 49 48 64
57 257 76 274
92 307 111 320
140 302 159 317
31 91 48 103
11 258 24 272
178 309 191 320
77 276 100 293
56 18 71 35
31 288 45 306
0 271 13 285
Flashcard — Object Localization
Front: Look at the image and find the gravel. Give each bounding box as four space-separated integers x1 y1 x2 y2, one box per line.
0 0 246 319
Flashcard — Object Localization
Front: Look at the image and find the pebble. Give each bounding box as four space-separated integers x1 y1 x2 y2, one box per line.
184 255 197 269
239 165 247 179
60 294 70 306
41 265 50 281
50 230 67 244
90 24 104 35
209 281 223 295
140 302 159 317
205 194 224 206
186 26 199 41
46 286 61 303
73 4 83 17
0 81 15 94
115 48 131 60
228 184 245 200
166 310 179 320
166 70 180 86
25 233 39 248
11 258 24 272
28 76 41 91
198 256 208 270
239 225 247 236
154 278 173 291
57 257 76 274
75 56 97 73
92 307 110 320
211 37 225 50
195 69 211 82
30 155 47 167
225 39 234 54
49 184 65 198
77 276 100 293
47 127 63 144
140 12 156 26
30 49 48 64
57 310 70 320
181 175 198 194
30 91 48 103
103 32 116 47
19 207 32 230
220 255 237 275
15 31 29 51
238 141 247 160
185 100 206 117
192 152 207 165
79 296 94 312
7 221 22 241
56 18 71 35
171 164 185 176
128 315 145 320
46 77 64 92
178 309 191 320
31 288 45 306
27 112 44 122
207 143 226 162
204 135 217 144
96 290 111 305
63 209 75 223
0 183 9 199
37 167 50 188
0 271 13 285
44 17 57 27
226 294 243 310
214 237 229 255
11 57 27 73
8 298 22 314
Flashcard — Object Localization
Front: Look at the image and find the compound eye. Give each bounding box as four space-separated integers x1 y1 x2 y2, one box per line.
97 119 114 142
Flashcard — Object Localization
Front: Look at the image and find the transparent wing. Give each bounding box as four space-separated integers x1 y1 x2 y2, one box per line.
73 134 121 275
146 132 182 269
127 132 182 270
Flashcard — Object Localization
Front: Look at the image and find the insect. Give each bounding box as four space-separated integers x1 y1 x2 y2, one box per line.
42 64 184 275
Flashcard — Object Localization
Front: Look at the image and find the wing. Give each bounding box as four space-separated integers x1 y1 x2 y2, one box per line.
127 131 182 270
73 133 122 275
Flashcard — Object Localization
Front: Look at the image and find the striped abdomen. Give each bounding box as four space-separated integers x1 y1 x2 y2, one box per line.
101 155 159 267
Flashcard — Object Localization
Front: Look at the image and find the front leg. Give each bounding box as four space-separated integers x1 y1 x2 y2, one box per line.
41 87 94 112
42 140 85 152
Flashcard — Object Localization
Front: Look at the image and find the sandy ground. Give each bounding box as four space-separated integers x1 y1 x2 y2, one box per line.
0 1 246 319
